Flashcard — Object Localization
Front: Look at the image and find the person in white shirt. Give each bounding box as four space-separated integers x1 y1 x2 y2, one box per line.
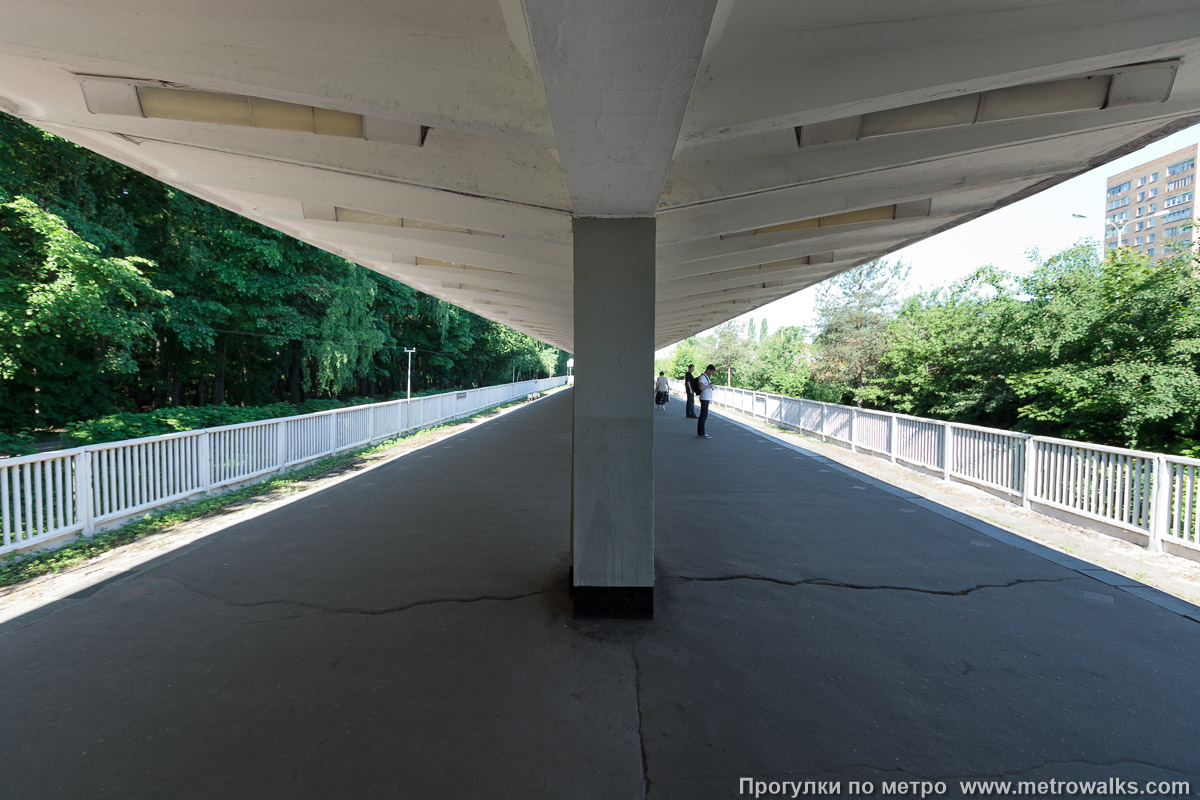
696 364 715 438
655 371 670 409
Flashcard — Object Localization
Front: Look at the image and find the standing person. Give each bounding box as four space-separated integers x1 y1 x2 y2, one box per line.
655 371 669 409
696 364 715 438
683 364 698 418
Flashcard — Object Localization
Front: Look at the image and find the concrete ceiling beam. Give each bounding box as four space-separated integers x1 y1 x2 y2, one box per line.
656 124 1169 244
41 123 574 246
656 263 840 300
0 0 556 139
665 103 1199 209
525 0 718 216
681 0 1200 144
16 109 570 212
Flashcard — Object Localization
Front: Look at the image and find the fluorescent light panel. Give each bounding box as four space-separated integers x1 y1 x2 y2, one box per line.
720 200 930 239
677 251 833 281
79 77 426 146
415 257 511 272
798 61 1178 146
302 205 502 238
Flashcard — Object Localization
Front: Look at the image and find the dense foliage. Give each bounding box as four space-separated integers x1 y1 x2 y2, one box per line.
878 245 1200 453
0 113 568 446
656 322 815 400
657 246 1200 455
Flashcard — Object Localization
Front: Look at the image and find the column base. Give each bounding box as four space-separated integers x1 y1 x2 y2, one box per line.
573 586 654 618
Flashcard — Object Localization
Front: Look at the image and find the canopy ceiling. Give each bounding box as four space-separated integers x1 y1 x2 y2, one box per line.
2 0 1198 351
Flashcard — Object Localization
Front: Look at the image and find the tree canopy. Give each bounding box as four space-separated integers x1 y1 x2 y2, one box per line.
656 243 1200 455
0 113 569 438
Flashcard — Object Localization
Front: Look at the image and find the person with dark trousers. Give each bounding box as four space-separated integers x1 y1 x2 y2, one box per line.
655 371 669 409
684 364 698 418
696 364 715 438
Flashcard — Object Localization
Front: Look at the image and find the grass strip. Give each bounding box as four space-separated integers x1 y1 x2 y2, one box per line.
0 394 546 588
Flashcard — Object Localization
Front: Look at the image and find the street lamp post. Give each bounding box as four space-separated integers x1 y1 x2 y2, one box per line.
404 347 416 400
1105 221 1125 245
1071 213 1124 255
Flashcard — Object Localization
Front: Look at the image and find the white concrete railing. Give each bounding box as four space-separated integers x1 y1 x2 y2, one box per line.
0 377 567 556
673 380 1200 558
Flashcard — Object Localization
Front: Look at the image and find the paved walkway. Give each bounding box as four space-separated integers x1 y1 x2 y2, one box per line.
2 390 1199 799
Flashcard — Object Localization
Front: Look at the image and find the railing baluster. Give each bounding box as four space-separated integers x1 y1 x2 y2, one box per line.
1150 456 1168 552
54 457 64 531
1 465 10 547
1174 463 1184 540
22 463 33 542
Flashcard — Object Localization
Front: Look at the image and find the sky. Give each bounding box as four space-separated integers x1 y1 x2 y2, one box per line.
667 121 1200 353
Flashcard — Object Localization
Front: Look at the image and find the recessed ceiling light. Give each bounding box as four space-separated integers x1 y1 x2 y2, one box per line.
78 76 427 146
719 200 930 239
797 61 1179 147
301 204 502 238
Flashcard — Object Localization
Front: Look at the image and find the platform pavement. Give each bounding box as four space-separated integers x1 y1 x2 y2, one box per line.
1 389 1197 799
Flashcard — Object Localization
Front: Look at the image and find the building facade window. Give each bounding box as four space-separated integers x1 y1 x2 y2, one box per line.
1148 248 1155 257
1108 181 1132 196
1167 158 1195 176
1164 207 1192 222
1167 175 1194 191
1164 191 1193 208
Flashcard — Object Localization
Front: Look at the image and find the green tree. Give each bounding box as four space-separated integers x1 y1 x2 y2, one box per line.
712 321 749 386
812 259 909 405
876 266 1021 425
1005 245 1200 449
756 326 812 397
0 111 570 433
0 197 170 430
660 337 707 380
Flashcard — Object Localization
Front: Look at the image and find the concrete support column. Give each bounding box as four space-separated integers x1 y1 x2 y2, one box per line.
571 217 655 617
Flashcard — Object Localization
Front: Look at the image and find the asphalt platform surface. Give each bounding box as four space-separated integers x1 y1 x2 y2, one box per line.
2 389 1198 799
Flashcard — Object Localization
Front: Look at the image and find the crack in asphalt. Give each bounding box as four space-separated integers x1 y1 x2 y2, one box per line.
632 638 651 799
160 576 552 616
672 575 1082 597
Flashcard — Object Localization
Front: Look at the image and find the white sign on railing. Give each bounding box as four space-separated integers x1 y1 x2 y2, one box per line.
670 379 1200 557
0 377 566 556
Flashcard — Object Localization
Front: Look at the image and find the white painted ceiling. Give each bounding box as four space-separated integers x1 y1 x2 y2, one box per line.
1 0 1198 351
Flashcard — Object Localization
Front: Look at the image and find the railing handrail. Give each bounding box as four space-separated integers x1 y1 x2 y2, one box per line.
669 378 1193 463
0 376 567 556
0 447 88 467
670 378 1200 556
8 383 544 461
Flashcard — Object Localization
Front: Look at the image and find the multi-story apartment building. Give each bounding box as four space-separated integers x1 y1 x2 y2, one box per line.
1104 143 1197 261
